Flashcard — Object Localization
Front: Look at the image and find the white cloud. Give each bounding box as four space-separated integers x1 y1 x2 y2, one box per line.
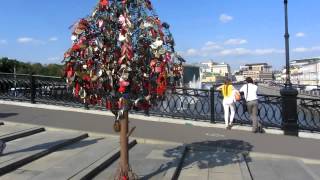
313 46 320 51
218 48 283 56
224 38 248 45
185 48 199 56
293 46 320 53
0 39 7 44
181 40 285 59
17 37 46 45
205 41 216 46
47 57 61 62
295 32 305 37
201 41 222 51
17 37 35 43
293 47 308 53
219 14 233 23
49 37 58 41
219 48 250 56
253 49 284 55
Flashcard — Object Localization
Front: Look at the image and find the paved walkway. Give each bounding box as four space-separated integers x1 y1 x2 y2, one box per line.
0 122 319 179
1 103 320 161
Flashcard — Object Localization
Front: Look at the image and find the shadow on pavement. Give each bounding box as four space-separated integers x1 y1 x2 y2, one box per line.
3 137 105 156
0 113 18 119
142 139 253 179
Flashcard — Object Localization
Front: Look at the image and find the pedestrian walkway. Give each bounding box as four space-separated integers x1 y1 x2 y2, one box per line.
1 103 320 159
0 122 320 179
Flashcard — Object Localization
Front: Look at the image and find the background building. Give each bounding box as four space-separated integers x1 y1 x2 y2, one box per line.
234 70 245 82
235 63 273 82
286 57 320 85
300 62 320 85
200 61 231 84
273 70 283 83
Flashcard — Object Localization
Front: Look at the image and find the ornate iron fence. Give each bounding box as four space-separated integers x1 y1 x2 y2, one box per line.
213 92 283 128
0 73 320 132
0 73 32 101
150 88 211 120
0 73 82 107
298 98 320 132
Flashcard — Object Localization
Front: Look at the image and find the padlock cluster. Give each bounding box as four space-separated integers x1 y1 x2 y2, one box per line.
63 0 184 118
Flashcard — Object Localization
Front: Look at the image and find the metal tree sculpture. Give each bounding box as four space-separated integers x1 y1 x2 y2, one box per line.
63 0 183 179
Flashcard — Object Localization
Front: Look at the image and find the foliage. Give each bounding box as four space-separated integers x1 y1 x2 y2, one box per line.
0 57 63 77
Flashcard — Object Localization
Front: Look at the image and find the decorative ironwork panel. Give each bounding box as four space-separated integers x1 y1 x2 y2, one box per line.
298 97 320 131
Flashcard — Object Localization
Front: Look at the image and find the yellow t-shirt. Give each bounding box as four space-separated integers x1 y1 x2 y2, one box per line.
222 85 233 98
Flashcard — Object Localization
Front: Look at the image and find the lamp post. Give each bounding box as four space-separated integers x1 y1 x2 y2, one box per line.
283 0 291 87
280 0 299 136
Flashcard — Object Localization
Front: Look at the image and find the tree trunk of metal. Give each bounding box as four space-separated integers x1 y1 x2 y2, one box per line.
120 111 129 176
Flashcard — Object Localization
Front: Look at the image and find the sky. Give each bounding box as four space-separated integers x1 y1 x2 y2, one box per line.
0 0 319 71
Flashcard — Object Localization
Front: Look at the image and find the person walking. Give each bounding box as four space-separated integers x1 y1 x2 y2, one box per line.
217 79 237 130
240 77 262 133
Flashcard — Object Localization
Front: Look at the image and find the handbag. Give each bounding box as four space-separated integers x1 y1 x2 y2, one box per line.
235 91 241 101
242 84 249 112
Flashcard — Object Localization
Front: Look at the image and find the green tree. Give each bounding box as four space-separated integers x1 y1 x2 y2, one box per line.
0 57 63 76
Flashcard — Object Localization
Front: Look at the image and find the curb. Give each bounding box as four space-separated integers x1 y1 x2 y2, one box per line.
70 139 137 180
2 120 182 147
0 133 88 176
248 152 320 165
0 127 45 142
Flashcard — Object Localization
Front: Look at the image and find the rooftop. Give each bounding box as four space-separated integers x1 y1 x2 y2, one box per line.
244 63 269 66
291 58 320 63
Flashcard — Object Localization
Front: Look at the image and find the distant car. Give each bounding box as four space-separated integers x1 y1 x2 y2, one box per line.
268 82 277 86
310 89 320 93
305 86 318 91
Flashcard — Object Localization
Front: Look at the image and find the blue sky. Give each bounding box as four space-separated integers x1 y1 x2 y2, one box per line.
0 0 319 70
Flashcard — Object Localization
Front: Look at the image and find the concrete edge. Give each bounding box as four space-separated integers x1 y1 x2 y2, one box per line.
296 159 320 180
2 120 182 147
0 133 89 176
169 145 188 180
248 152 320 165
70 139 137 180
238 154 253 180
1 100 320 140
0 127 45 142
184 145 320 166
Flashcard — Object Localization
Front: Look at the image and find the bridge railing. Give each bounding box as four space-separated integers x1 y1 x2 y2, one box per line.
213 91 283 128
0 73 319 133
297 97 320 132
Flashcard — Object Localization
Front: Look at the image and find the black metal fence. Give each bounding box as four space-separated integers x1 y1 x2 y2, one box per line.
0 73 319 133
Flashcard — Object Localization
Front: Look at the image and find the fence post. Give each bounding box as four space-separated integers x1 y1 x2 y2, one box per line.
210 87 215 123
280 87 298 136
84 100 89 110
30 73 36 104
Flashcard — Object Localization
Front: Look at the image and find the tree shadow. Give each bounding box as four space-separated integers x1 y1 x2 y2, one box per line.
3 137 105 156
0 113 18 118
142 139 253 179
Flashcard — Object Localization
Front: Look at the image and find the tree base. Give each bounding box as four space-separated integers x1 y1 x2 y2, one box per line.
114 164 138 180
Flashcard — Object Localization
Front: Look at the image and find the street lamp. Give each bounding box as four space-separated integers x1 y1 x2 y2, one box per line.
283 0 291 87
280 0 299 136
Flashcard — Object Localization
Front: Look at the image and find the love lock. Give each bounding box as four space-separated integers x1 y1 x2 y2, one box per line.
113 119 121 132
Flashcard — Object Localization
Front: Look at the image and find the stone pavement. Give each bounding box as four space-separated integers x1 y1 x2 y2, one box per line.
1 103 320 159
1 103 320 179
0 122 320 179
